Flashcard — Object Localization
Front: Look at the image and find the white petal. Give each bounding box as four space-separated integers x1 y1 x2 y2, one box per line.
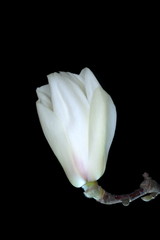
47 73 90 176
47 72 89 120
63 68 100 102
59 71 86 97
80 68 100 102
88 87 117 182
36 85 53 110
36 101 86 187
37 84 51 98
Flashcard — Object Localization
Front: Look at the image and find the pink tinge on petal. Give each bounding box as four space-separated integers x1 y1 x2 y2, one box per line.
72 153 88 182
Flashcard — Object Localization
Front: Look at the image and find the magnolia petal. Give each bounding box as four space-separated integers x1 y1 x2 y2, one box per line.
47 73 90 175
47 72 89 120
88 87 117 182
36 85 53 110
59 71 86 97
80 68 100 102
36 101 86 187
64 68 100 103
37 84 51 97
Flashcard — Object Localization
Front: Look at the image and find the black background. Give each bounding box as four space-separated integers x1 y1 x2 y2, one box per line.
8 4 159 238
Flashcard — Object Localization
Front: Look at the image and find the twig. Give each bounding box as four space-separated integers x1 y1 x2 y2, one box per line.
82 172 160 206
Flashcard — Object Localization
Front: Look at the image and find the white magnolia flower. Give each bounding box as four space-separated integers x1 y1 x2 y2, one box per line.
36 68 116 188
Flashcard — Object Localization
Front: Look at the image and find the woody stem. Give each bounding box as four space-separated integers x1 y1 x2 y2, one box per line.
82 172 160 206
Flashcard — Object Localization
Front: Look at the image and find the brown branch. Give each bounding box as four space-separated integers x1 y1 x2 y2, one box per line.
82 173 160 206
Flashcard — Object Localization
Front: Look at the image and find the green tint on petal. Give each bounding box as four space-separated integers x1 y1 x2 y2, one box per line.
88 87 117 182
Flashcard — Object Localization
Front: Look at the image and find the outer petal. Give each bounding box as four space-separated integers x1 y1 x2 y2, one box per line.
37 84 51 98
65 68 100 103
47 72 89 122
88 87 117 182
36 101 86 187
47 73 90 179
80 68 100 102
59 71 86 97
36 85 52 110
